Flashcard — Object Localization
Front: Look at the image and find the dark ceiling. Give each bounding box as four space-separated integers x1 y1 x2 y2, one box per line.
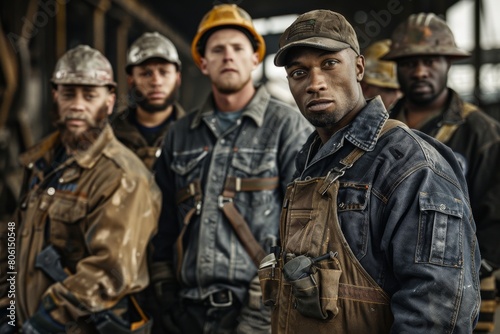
141 0 460 57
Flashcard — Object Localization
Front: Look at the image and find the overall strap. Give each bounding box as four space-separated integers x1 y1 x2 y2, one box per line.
434 102 477 143
174 179 202 281
174 176 279 269
219 176 279 267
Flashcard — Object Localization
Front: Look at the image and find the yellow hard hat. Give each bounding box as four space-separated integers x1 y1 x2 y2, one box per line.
363 39 399 90
191 4 266 68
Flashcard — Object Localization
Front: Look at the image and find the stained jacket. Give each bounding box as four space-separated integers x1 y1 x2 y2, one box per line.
0 124 161 328
153 86 312 302
390 89 500 267
112 101 186 170
293 97 480 333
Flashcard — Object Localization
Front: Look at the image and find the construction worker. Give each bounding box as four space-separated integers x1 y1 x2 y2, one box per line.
0 45 160 333
152 4 312 333
112 32 185 170
383 13 500 333
360 39 402 109
261 9 480 333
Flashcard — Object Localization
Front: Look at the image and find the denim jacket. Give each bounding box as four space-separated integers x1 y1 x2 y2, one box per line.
391 89 500 268
294 97 481 333
154 86 312 302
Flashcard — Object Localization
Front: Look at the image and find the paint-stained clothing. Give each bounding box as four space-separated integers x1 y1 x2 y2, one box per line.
0 124 161 328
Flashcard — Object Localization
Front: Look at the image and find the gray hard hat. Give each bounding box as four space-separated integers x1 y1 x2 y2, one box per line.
51 45 116 87
126 32 181 73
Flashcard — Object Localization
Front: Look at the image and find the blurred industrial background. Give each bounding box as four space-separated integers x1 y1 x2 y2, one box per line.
1 0 500 331
1 0 499 213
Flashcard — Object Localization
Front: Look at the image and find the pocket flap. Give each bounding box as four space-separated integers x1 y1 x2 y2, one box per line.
419 192 463 218
48 194 87 223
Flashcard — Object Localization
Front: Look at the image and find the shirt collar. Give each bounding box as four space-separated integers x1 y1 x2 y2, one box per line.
190 85 270 129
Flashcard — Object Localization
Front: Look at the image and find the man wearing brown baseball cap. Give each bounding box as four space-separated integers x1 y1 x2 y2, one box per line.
259 9 480 334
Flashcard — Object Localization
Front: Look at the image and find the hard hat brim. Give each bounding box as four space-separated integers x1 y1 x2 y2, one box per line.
381 45 471 61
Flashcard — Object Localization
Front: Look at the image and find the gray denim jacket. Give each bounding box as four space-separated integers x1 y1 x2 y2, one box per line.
154 86 312 302
293 97 481 333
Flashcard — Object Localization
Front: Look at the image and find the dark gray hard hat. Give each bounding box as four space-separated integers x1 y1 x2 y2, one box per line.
51 45 116 87
382 13 470 61
126 32 181 73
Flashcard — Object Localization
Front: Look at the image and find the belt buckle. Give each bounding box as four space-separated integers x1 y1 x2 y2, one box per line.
217 195 233 208
209 290 233 308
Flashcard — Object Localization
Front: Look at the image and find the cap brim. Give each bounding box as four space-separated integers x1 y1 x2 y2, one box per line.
274 37 351 67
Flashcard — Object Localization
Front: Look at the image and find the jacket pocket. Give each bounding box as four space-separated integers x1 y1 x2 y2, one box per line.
415 191 464 267
48 193 87 262
337 182 370 260
231 148 277 177
170 149 208 179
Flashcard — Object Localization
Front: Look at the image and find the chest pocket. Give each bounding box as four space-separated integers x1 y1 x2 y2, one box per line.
230 148 279 211
232 148 277 178
336 182 370 260
171 149 208 181
48 193 88 263
415 192 463 267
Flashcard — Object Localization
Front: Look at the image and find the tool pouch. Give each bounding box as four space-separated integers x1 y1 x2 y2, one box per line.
288 265 342 320
258 253 280 307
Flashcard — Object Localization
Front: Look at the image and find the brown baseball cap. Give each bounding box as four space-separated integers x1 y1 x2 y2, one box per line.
274 10 360 67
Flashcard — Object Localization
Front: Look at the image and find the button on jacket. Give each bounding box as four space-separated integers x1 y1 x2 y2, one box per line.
391 89 500 267
293 97 480 333
154 86 312 302
0 124 161 326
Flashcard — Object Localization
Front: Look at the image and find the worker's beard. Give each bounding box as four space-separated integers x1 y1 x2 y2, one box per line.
55 104 109 152
131 84 178 113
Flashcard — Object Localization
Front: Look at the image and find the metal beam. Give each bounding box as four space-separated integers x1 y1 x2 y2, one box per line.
110 0 191 58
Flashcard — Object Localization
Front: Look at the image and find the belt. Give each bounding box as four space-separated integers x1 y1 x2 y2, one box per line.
181 290 234 308
207 290 233 308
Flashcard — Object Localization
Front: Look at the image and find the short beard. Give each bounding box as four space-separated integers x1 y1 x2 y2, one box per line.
304 112 341 128
130 85 178 114
55 104 109 152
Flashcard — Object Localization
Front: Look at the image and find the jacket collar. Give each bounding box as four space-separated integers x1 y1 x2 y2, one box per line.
190 85 270 129
390 88 465 125
19 124 115 170
297 97 388 171
340 96 389 152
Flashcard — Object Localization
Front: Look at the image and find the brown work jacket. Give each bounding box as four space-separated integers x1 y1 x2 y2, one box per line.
0 124 161 328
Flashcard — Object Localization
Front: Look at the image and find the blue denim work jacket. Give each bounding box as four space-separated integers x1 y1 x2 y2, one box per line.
154 86 312 302
294 97 481 333
391 89 500 268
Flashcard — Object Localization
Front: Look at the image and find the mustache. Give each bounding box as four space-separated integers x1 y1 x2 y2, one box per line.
410 80 432 89
54 113 96 127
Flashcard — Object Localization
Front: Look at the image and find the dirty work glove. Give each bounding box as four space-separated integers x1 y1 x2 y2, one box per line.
236 276 271 334
22 303 65 334
150 261 182 334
